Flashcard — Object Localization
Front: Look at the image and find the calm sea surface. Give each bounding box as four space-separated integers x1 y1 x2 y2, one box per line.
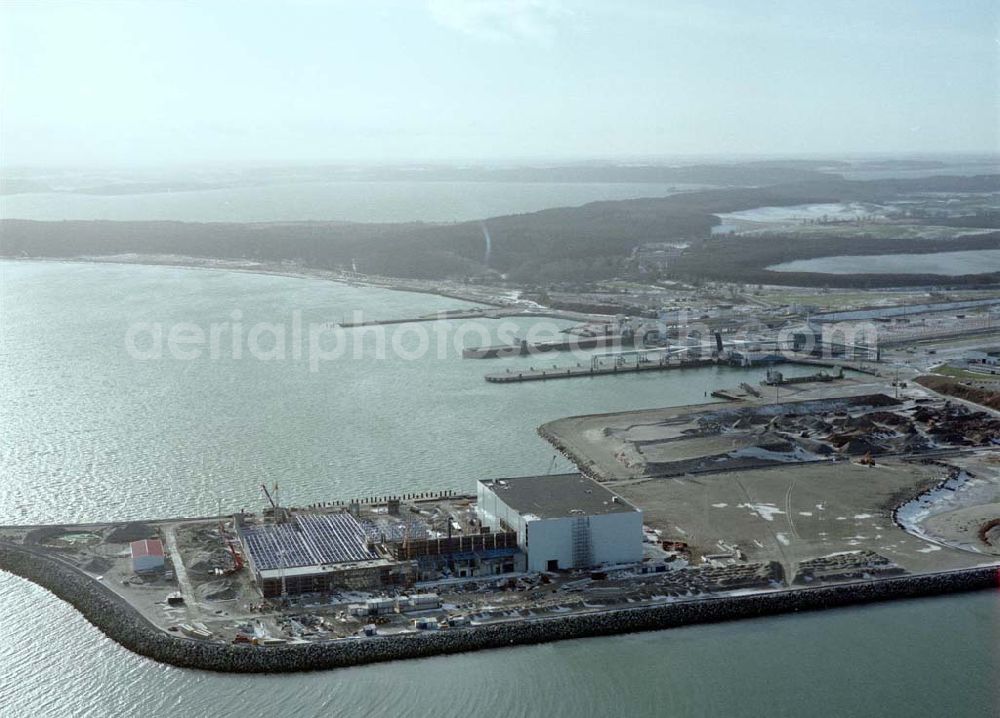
0 181 689 223
0 260 996 717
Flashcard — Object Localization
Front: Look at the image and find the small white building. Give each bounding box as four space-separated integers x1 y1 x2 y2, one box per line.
130 538 165 574
476 474 643 572
967 348 1000 366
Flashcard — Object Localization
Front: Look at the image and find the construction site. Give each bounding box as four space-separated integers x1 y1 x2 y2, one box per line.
2 364 997 651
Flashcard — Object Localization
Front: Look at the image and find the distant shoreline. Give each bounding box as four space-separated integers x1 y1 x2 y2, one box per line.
4 173 998 288
1 254 508 308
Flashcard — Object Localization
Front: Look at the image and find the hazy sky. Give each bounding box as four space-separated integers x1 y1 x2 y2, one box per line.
2 0 998 166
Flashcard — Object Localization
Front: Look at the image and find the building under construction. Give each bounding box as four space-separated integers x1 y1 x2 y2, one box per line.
236 489 523 598
238 511 416 597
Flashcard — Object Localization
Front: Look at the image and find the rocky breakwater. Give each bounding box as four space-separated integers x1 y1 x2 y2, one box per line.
1 539 997 674
536 425 603 480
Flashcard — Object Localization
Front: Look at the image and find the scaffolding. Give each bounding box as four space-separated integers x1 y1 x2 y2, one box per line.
571 516 592 569
393 531 518 561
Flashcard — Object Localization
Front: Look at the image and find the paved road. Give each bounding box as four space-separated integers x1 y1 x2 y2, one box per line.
163 525 199 620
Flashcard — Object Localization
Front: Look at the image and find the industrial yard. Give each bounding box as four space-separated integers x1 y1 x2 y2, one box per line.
3 238 1000 665
541 369 1000 578
2 357 997 657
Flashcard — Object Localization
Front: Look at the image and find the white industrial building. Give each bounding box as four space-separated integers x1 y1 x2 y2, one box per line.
476 474 643 572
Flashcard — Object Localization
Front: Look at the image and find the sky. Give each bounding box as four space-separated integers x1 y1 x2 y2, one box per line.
1 0 998 167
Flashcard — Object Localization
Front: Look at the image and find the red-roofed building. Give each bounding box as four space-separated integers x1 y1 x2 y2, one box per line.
130 538 165 574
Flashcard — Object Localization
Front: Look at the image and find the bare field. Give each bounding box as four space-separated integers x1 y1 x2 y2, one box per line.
611 461 971 577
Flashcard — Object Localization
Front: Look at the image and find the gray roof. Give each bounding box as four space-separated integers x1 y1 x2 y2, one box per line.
241 512 378 570
479 473 637 519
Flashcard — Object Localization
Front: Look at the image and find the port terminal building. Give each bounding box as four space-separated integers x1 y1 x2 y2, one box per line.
476 474 643 572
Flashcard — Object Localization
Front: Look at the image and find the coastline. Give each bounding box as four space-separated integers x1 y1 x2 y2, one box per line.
1 538 996 674
1 254 509 309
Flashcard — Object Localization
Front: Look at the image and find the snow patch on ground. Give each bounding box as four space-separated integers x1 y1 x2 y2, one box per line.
737 503 785 521
711 503 729 508
894 470 996 554
717 202 880 224
895 471 972 533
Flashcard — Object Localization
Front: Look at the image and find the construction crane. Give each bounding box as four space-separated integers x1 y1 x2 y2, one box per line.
260 482 288 523
260 483 276 509
216 518 244 574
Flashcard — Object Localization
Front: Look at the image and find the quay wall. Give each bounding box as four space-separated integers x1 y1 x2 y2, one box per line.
0 541 996 674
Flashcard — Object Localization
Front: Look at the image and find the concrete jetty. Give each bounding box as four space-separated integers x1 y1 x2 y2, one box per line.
340 307 607 330
339 309 490 328
485 358 715 382
466 333 635 360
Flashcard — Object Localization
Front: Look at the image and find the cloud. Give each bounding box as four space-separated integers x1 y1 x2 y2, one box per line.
427 0 572 44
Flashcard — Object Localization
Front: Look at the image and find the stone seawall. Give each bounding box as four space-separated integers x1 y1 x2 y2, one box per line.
1 541 996 674
537 425 603 480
